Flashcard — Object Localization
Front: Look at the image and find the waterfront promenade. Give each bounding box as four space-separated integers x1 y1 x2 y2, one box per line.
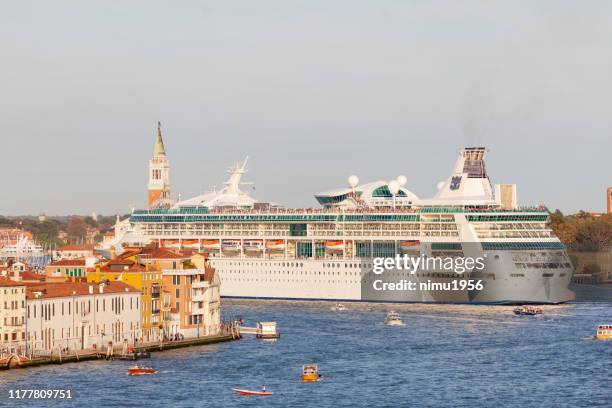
1 324 240 370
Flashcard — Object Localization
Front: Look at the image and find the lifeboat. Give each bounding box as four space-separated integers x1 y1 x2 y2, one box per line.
400 240 420 248
595 325 612 340
182 239 200 249
202 240 221 250
222 240 242 251
325 241 344 251
128 365 157 376
266 240 285 251
161 239 180 248
232 388 273 396
244 240 264 252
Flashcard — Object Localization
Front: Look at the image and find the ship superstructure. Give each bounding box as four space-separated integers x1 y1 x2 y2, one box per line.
123 142 575 304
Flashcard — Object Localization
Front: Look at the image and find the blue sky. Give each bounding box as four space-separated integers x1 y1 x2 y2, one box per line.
1 1 610 215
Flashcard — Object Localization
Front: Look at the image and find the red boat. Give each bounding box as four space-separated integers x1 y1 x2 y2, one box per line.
128 365 157 376
232 388 273 396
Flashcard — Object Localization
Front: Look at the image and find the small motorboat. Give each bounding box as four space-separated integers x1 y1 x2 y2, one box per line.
384 311 405 326
513 306 543 316
128 365 157 376
301 364 321 382
232 387 273 396
330 303 347 311
595 325 612 340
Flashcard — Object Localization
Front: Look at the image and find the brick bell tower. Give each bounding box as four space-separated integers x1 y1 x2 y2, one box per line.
148 121 171 208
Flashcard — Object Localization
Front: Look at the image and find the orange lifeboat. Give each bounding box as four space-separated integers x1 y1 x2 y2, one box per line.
266 240 285 251
400 240 420 248
161 239 180 248
202 240 221 250
325 241 344 251
182 239 199 249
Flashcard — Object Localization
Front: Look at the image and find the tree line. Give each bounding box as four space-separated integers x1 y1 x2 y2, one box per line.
548 210 612 252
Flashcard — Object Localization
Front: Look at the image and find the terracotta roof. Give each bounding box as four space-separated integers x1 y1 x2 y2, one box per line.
25 281 138 299
58 244 96 251
0 277 25 287
48 258 88 267
141 248 188 260
19 271 44 281
106 259 134 266
118 249 142 259
98 265 148 273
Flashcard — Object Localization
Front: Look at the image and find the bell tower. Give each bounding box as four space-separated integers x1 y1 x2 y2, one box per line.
148 121 171 208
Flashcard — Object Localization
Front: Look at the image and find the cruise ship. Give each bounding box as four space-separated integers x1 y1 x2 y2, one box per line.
115 126 574 304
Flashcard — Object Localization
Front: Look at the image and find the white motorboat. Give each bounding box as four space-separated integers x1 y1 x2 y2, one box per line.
384 311 404 326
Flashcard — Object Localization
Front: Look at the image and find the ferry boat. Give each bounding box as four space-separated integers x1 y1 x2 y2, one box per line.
595 325 612 340
121 146 575 304
384 311 405 326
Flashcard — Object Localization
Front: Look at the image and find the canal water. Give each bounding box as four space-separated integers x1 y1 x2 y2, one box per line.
1 299 612 408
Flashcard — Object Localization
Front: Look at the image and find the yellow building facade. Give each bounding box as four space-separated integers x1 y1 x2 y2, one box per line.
87 263 168 342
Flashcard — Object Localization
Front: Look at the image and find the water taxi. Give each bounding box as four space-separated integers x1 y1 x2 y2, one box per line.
384 311 405 326
330 303 347 311
513 306 543 316
595 325 612 340
301 364 321 382
128 365 157 376
232 387 273 396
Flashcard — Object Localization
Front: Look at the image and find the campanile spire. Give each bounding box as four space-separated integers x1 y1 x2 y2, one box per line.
148 121 171 208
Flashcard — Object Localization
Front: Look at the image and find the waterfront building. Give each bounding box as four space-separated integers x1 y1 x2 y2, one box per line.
162 264 221 338
0 278 26 354
87 258 168 342
148 121 171 208
25 281 140 352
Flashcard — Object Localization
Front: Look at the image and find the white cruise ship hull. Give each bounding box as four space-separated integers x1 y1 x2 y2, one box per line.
209 253 574 304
